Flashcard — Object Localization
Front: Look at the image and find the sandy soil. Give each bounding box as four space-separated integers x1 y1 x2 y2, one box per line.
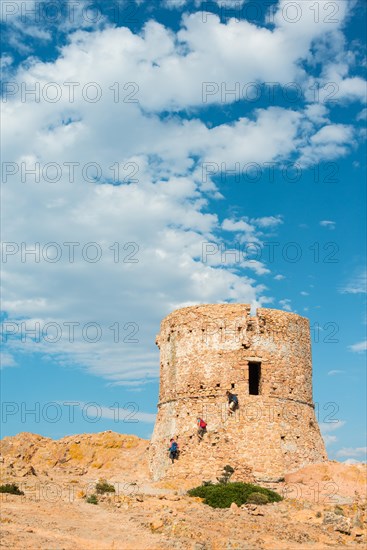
0 431 366 549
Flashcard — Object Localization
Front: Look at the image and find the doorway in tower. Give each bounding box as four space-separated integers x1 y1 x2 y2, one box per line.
248 362 261 395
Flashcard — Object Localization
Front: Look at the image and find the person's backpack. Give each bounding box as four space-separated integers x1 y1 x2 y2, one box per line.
231 394 238 405
171 441 178 452
199 419 207 429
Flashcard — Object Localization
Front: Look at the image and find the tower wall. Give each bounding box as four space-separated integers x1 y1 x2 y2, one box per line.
149 304 327 483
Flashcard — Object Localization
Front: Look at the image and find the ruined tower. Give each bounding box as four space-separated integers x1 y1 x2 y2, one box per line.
149 304 327 483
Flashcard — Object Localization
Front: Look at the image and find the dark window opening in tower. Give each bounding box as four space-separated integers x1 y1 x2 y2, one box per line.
249 362 261 395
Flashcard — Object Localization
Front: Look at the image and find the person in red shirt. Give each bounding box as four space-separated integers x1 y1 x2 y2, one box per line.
197 417 207 441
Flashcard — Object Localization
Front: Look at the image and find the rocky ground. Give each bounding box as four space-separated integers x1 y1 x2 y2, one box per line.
0 431 366 549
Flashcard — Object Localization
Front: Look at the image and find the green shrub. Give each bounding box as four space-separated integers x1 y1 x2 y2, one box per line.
86 494 98 505
247 492 269 505
334 505 344 516
95 479 115 494
187 482 282 509
0 483 24 495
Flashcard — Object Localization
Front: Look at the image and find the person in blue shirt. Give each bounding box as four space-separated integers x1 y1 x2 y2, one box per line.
226 390 239 415
168 438 179 463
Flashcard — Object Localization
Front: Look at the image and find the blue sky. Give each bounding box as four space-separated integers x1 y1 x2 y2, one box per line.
1 0 366 463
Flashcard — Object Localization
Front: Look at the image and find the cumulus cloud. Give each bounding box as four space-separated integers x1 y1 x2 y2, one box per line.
251 216 283 228
279 298 292 312
320 420 346 446
298 124 356 166
0 54 13 69
320 420 346 434
320 220 336 230
1 0 364 385
1 171 270 383
1 0 52 54
336 446 367 460
348 341 367 353
0 352 18 369
162 0 190 8
339 270 366 294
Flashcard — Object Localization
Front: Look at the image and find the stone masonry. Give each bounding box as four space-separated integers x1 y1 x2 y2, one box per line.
149 304 327 483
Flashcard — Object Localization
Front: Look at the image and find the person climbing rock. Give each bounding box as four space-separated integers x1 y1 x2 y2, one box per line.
226 390 239 415
168 438 179 463
197 417 207 441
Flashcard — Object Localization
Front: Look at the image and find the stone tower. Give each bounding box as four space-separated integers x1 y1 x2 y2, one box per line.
149 304 327 483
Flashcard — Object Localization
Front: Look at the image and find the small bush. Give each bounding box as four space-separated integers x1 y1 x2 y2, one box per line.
217 465 235 485
0 483 24 496
202 480 213 486
86 494 98 505
334 505 344 516
247 492 269 505
316 511 322 518
95 479 115 494
188 482 282 509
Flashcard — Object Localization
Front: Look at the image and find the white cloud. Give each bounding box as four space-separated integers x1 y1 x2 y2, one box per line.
336 446 367 459
1 0 110 53
348 340 367 353
2 163 272 382
304 104 330 125
320 420 346 434
1 1 364 385
3 4 355 112
342 458 361 465
1 0 52 55
336 76 367 103
0 54 13 69
320 420 346 446
3 0 364 118
340 270 366 294
0 0 36 22
300 291 309 296
298 123 356 166
311 124 354 145
279 298 292 312
241 260 270 276
320 220 336 230
274 274 285 281
309 62 367 105
327 370 345 376
162 0 190 8
251 216 283 229
323 435 337 445
222 219 254 233
0 352 18 369
212 0 247 6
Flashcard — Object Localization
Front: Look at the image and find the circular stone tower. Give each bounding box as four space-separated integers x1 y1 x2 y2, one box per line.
149 304 327 483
